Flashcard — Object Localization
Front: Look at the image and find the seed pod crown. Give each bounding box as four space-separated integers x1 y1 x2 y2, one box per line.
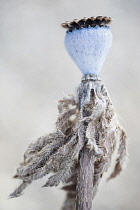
61 16 112 31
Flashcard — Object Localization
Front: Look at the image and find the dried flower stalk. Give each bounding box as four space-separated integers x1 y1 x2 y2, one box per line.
10 16 127 210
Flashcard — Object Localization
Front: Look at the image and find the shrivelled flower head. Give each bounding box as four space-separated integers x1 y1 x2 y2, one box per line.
62 16 112 75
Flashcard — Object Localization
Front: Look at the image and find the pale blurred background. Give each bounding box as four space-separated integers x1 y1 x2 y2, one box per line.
0 0 140 209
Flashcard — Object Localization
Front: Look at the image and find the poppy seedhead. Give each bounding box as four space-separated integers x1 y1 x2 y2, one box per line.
10 16 127 210
62 16 112 75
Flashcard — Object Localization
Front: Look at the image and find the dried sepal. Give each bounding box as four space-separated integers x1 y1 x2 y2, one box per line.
43 157 75 187
15 132 66 178
10 75 127 208
107 127 127 180
56 108 78 135
58 95 76 114
9 181 31 198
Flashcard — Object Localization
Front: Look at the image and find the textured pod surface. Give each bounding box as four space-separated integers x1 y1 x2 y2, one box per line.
65 26 112 75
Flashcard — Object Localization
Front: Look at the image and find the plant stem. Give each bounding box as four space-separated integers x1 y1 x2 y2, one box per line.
76 146 94 210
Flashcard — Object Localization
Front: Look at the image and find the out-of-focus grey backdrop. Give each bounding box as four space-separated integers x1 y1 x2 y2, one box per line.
0 0 140 209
